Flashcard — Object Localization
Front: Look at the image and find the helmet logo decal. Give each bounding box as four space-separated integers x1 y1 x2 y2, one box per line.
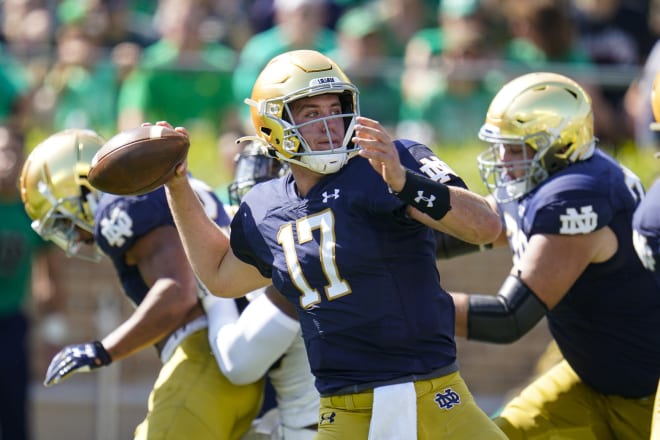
309 76 342 86
559 206 597 235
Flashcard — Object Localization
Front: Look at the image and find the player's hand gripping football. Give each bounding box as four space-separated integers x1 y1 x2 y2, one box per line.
43 341 112 387
149 120 190 180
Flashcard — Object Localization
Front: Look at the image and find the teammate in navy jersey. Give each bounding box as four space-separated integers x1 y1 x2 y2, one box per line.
163 49 506 439
635 72 660 440
448 72 660 439
20 129 264 440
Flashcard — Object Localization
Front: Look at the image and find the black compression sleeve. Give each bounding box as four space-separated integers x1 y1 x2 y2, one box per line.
466 275 547 343
393 169 451 220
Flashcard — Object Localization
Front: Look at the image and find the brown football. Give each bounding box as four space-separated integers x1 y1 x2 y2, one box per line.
88 125 190 195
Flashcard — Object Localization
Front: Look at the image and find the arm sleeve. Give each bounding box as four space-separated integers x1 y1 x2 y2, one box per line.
207 290 300 385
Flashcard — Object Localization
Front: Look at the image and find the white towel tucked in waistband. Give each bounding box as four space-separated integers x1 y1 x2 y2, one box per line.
368 382 417 440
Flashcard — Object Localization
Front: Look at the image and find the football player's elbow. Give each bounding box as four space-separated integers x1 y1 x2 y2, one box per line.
220 359 262 385
472 212 502 245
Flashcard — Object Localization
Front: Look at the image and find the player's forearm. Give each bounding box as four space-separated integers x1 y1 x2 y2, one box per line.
102 278 195 361
434 186 501 244
165 178 230 290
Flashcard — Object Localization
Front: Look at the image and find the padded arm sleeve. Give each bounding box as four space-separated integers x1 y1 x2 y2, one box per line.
209 291 300 385
467 275 547 343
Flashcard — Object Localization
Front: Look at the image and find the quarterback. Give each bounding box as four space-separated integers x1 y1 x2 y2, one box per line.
163 50 506 439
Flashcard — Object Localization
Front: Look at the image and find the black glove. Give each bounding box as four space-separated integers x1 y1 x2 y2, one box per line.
43 341 112 387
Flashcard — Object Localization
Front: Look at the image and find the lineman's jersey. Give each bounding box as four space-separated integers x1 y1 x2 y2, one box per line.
633 179 660 284
94 177 229 305
497 149 660 398
231 139 465 396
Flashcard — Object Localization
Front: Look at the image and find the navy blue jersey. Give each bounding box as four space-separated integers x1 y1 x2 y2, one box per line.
94 177 229 305
633 179 660 286
498 149 660 398
231 140 464 395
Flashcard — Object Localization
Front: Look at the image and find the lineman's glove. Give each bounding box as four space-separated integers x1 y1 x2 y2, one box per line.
43 341 112 387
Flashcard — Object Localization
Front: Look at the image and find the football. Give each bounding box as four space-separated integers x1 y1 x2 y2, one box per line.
88 125 189 195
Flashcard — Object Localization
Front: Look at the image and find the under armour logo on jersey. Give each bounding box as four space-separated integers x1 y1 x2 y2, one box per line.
319 411 336 425
559 206 598 234
99 206 134 247
414 191 436 208
322 189 340 203
435 388 460 410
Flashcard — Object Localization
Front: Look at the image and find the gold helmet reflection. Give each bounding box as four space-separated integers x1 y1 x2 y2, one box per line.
245 49 360 174
477 72 595 202
20 129 105 261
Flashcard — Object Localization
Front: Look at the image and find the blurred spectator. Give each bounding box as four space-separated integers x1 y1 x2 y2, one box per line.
0 0 52 127
117 0 237 139
329 5 402 131
32 24 120 139
397 0 502 146
228 0 337 153
624 39 660 149
246 0 344 35
0 124 67 440
573 0 655 143
372 0 436 58
499 0 621 146
0 50 31 128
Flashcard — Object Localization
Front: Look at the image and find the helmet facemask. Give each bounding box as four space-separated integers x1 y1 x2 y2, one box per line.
228 142 290 205
248 86 360 174
31 179 102 262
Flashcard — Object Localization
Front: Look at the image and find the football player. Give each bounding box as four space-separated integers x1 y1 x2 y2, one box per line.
448 72 660 439
635 71 660 440
20 129 264 440
162 49 506 439
204 141 319 439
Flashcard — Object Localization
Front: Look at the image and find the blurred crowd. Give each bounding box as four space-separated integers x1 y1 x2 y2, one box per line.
1 0 659 154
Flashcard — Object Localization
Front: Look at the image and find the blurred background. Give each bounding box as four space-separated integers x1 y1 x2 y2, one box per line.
0 0 657 439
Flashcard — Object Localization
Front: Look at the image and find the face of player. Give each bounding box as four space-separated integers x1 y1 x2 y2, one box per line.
289 93 346 152
497 142 536 180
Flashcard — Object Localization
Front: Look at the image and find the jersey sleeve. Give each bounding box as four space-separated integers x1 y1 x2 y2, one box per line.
95 191 173 259
396 139 468 189
526 176 613 236
230 203 274 278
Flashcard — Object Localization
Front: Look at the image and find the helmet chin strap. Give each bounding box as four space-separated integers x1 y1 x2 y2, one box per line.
300 151 349 174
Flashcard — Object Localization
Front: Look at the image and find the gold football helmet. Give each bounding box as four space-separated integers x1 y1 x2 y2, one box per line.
477 72 595 202
20 129 105 261
245 49 360 174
